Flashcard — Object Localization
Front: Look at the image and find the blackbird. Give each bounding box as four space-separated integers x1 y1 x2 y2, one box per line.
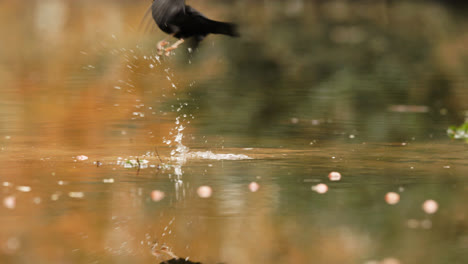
148 0 239 55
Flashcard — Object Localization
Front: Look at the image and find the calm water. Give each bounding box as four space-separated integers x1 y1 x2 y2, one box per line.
1 1 468 264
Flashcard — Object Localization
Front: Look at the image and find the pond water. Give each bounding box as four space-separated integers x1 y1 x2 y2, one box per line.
1 1 468 264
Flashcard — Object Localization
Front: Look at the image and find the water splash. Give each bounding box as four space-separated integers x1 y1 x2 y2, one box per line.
110 49 252 176
156 64 252 178
186 151 251 160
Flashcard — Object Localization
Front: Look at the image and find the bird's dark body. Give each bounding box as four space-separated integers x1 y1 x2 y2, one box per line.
151 0 238 42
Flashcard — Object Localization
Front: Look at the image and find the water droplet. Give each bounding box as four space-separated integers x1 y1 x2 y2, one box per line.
385 192 400 205
76 155 88 161
16 186 31 192
328 171 341 181
422 200 438 214
3 196 15 209
197 186 212 198
249 182 260 192
69 192 85 199
151 190 165 202
312 183 328 194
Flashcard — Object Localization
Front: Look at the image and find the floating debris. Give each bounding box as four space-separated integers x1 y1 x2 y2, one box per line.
197 186 212 198
76 155 88 161
447 122 468 142
311 183 328 194
422 199 438 214
122 159 149 169
123 162 133 169
68 192 84 199
16 186 31 192
2 182 11 187
151 190 165 202
103 178 114 183
328 171 342 181
3 196 16 209
249 182 260 192
385 192 400 205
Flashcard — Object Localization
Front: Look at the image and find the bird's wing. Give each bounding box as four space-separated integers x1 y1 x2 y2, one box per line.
184 5 208 19
183 5 239 37
181 5 218 35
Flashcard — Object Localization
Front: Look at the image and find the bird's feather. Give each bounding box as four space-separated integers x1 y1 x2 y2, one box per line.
139 4 158 34
150 0 239 39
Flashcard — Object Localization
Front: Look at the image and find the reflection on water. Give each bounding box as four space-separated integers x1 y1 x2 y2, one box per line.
1 0 468 264
1 144 467 263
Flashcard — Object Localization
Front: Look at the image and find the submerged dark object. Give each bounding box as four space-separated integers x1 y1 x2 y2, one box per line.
160 258 201 264
149 0 239 55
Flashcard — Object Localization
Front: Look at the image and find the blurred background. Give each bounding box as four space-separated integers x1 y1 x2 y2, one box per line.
0 0 468 263
1 0 468 147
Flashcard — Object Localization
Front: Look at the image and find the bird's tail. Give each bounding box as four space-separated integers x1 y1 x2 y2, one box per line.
209 21 240 37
